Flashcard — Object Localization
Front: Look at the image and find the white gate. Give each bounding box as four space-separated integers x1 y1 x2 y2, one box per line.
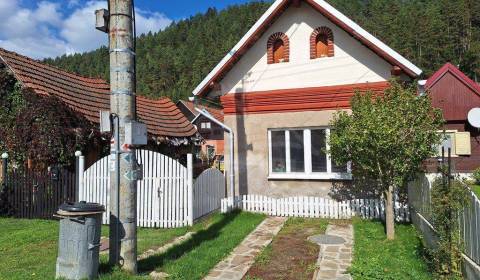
193 168 226 220
78 150 193 228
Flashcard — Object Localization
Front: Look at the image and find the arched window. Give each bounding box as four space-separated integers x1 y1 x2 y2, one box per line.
267 32 289 64
273 39 285 64
310 27 334 59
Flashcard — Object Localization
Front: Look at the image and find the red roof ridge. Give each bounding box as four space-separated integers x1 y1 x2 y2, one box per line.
426 63 480 96
0 47 106 83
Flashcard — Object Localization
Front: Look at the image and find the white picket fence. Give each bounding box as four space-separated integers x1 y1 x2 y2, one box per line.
221 195 410 222
193 168 226 220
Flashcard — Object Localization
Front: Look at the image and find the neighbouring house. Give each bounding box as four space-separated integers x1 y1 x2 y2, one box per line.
423 63 480 176
177 100 225 160
0 48 198 167
192 0 422 198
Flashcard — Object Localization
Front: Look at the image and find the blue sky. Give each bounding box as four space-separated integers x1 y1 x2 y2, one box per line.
0 0 259 59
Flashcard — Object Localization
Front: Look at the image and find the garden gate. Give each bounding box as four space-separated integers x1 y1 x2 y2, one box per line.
79 150 227 228
193 168 226 220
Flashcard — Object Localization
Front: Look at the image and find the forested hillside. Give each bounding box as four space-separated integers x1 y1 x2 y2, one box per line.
44 0 480 102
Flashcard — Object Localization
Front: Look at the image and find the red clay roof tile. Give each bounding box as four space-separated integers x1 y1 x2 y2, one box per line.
0 48 197 138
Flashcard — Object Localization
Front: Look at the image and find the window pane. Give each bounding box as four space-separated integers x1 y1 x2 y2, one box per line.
311 129 327 172
316 34 329 58
271 131 286 173
273 39 285 63
290 130 305 172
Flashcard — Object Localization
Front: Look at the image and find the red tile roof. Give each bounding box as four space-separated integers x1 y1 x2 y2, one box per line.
178 100 224 122
0 48 197 138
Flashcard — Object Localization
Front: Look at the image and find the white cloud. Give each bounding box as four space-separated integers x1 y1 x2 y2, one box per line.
0 0 172 59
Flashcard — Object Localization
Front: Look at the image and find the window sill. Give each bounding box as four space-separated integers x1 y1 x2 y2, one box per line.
268 173 352 181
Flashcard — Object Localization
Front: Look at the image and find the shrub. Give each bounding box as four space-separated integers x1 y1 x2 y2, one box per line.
430 176 469 279
472 167 480 184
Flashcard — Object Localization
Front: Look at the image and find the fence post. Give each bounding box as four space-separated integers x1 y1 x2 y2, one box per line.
1 153 8 192
187 154 193 226
75 151 84 202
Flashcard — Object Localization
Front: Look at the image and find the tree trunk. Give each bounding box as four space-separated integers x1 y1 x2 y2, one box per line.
385 185 395 240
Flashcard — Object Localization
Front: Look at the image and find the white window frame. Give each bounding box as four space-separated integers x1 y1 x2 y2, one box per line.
201 122 211 129
268 127 352 180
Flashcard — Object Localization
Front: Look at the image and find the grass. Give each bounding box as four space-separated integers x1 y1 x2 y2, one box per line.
0 217 199 280
470 184 480 198
139 211 265 280
350 218 433 280
0 211 265 280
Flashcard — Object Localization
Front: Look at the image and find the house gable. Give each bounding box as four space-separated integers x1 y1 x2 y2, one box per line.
194 0 421 97
427 63 480 121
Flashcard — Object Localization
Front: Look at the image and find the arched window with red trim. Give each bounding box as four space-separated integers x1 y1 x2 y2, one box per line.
267 32 290 64
310 27 334 59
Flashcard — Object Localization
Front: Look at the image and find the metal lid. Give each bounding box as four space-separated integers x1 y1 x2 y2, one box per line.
59 201 105 213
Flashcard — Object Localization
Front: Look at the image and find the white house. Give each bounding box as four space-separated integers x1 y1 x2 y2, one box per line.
193 0 421 198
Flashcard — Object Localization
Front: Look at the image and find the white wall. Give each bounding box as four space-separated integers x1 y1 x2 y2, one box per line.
217 2 394 95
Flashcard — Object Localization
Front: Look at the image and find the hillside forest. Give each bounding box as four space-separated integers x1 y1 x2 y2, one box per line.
44 0 480 103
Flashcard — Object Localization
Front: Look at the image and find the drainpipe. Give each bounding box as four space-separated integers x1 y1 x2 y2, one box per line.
194 108 235 209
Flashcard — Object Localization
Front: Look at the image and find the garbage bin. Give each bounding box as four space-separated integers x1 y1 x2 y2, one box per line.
55 201 105 280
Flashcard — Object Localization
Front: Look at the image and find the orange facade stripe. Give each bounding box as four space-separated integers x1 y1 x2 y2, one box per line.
221 82 389 115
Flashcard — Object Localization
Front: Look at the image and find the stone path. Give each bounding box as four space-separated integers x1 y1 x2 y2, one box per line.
310 224 354 280
203 216 287 280
140 232 195 261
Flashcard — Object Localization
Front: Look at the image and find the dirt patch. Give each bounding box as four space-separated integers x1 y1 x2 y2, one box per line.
243 218 327 280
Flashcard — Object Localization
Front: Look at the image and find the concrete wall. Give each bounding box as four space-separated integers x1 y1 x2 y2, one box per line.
223 109 350 198
218 2 393 95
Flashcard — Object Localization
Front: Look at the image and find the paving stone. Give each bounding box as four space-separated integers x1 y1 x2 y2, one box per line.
149 271 169 279
203 216 287 280
312 224 354 280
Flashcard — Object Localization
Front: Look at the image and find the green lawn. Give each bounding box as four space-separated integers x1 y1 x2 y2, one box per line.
470 184 480 198
350 218 432 280
0 211 264 280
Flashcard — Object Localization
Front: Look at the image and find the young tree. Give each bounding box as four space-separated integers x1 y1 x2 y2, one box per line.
329 80 443 239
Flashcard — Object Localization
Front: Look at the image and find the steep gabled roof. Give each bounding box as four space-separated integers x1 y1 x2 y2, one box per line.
0 48 197 138
193 0 422 97
426 63 480 96
177 100 224 122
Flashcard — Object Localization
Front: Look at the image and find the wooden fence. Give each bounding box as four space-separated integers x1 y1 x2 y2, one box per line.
79 150 194 228
79 150 226 228
193 168 226 220
221 194 410 222
4 168 76 219
409 174 480 267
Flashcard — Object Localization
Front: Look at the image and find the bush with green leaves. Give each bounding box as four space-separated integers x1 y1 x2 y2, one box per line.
329 79 443 239
430 175 469 279
472 167 480 184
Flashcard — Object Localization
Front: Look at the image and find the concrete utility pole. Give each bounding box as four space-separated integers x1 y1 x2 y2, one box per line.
108 0 137 273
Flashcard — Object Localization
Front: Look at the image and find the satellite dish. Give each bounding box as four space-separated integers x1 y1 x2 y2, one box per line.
468 108 480 128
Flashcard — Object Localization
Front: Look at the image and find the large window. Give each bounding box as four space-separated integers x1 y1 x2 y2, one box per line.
268 128 351 180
